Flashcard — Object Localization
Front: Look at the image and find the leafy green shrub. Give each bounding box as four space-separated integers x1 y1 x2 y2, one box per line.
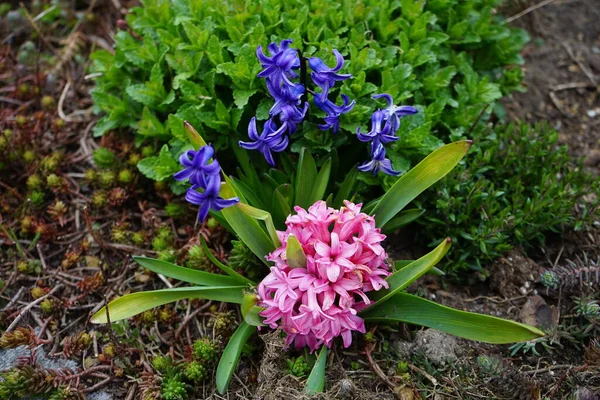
91 0 528 192
416 123 600 275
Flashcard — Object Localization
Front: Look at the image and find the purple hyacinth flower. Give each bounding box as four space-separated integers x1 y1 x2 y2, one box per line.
173 145 220 188
308 50 352 94
239 118 289 166
257 39 300 87
279 102 309 135
185 175 239 222
267 79 304 114
372 93 418 133
356 109 398 148
358 144 400 176
313 93 355 134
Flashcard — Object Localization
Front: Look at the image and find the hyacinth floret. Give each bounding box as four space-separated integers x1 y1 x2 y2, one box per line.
313 93 355 134
358 143 400 176
239 118 289 166
356 109 398 148
358 93 417 176
173 146 220 187
256 39 300 87
257 200 391 352
372 93 418 133
308 50 352 95
174 144 238 222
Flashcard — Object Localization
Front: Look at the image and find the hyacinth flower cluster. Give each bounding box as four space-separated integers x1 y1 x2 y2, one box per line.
173 145 239 222
240 40 354 166
357 94 418 175
257 200 390 352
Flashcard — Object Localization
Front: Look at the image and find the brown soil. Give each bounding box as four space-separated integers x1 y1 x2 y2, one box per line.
503 0 600 173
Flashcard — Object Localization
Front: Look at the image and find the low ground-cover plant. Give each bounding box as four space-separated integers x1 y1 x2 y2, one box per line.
91 0 528 193
415 123 600 276
91 123 543 395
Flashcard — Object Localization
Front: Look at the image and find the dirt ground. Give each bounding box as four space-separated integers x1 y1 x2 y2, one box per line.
0 1 599 399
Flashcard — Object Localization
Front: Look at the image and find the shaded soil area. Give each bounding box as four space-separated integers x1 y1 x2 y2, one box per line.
503 0 600 173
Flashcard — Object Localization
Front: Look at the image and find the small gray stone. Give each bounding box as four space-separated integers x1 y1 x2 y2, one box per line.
413 329 460 365
88 391 114 400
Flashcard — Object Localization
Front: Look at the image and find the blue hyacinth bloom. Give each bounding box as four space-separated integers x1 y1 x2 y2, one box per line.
257 39 300 87
313 93 355 134
239 118 289 166
173 145 220 188
358 143 400 176
185 175 239 222
356 109 398 148
308 50 352 95
372 93 418 133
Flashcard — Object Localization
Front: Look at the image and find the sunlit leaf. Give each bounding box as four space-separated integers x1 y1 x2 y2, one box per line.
361 292 544 343
133 256 239 286
364 238 451 308
286 234 307 269
371 141 472 228
91 286 245 324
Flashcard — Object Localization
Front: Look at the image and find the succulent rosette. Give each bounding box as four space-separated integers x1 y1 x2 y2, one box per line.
257 200 389 352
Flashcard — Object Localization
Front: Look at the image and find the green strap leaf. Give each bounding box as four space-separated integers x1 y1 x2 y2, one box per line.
91 286 246 324
382 208 425 233
309 157 332 204
333 166 358 208
236 202 281 248
221 176 276 264
364 238 451 309
216 322 257 394
200 237 255 285
305 346 327 394
361 292 545 344
132 256 239 287
371 141 472 228
241 293 265 326
183 121 205 150
295 148 318 209
286 234 307 269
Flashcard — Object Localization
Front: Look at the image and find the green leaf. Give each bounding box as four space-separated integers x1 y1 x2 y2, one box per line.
216 322 257 394
200 237 255 285
295 148 317 209
183 121 204 150
91 286 246 324
333 166 358 208
382 208 425 233
241 293 265 326
286 234 307 269
361 292 544 344
138 107 167 137
233 88 258 108
305 346 327 394
309 158 332 204
221 177 276 264
372 141 472 228
236 202 281 248
132 256 239 286
365 238 451 308
137 144 180 181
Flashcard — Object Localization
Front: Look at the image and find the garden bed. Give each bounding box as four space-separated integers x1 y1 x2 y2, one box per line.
1 1 599 399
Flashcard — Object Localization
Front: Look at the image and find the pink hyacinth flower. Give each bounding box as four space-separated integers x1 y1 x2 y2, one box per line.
257 200 390 352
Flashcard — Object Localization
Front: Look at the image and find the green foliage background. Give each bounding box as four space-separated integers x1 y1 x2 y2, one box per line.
416 123 600 275
90 0 528 192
